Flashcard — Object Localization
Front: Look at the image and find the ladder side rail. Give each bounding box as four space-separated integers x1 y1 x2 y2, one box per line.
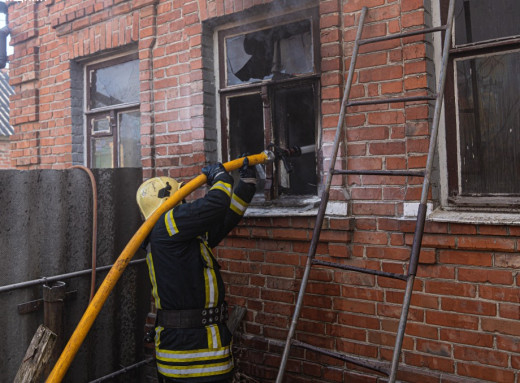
275 7 369 383
387 0 457 381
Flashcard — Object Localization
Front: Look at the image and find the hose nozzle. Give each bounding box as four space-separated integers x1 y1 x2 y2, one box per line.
267 144 315 173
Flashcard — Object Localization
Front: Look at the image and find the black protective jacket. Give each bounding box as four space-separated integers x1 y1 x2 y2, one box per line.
146 172 255 382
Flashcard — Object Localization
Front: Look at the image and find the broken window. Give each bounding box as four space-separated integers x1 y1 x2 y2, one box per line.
219 8 319 201
86 54 141 168
226 19 313 86
444 0 520 208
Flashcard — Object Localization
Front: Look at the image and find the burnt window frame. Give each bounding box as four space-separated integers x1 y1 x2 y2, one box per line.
85 53 141 168
442 0 520 210
217 7 321 202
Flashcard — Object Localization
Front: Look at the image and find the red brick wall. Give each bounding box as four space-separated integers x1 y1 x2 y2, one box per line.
8 0 161 170
7 1 520 382
223 217 520 383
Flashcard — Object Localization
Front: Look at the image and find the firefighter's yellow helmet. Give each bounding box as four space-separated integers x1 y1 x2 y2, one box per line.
136 177 182 220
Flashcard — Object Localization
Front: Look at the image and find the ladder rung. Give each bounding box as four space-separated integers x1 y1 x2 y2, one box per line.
291 339 390 375
347 94 437 107
359 26 447 46
312 259 408 281
332 169 425 177
267 338 389 375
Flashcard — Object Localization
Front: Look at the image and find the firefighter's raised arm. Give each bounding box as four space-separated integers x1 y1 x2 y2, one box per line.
207 155 257 247
161 163 235 241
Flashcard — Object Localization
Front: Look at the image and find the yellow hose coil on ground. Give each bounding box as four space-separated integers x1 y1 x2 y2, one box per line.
46 152 272 382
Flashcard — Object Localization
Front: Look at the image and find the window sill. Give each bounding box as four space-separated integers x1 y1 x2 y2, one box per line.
448 196 520 209
428 208 520 226
244 195 348 217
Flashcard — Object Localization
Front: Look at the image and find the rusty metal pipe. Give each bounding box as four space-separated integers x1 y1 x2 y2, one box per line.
298 144 315 155
0 259 146 294
87 357 154 383
71 166 98 303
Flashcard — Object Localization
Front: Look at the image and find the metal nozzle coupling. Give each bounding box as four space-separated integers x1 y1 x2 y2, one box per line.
263 149 276 163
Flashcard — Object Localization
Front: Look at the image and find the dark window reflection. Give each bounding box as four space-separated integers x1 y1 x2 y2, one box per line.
456 51 520 195
273 85 317 195
119 110 141 168
229 94 265 193
454 0 520 45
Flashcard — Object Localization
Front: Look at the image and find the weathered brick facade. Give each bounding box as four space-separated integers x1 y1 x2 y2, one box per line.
0 137 10 167
7 1 520 382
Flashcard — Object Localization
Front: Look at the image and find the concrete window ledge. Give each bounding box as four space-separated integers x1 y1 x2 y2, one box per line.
427 208 520 226
400 203 520 226
245 196 348 218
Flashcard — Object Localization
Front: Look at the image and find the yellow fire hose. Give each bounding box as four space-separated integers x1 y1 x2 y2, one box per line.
46 151 273 382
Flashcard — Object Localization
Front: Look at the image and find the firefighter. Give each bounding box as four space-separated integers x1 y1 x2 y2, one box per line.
136 158 257 383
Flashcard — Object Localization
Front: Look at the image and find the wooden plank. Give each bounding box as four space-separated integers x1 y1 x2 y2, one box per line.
227 305 247 335
14 325 57 383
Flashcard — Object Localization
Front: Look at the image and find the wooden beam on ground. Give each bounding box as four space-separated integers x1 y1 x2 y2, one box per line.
14 325 57 383
227 305 247 335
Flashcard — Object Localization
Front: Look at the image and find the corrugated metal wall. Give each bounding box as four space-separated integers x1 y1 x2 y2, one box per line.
0 168 150 382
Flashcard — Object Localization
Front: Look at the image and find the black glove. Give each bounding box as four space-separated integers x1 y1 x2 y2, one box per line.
202 163 227 185
239 154 257 184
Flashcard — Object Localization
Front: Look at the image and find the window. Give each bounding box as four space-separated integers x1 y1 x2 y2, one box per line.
218 8 320 201
444 0 520 209
86 54 141 168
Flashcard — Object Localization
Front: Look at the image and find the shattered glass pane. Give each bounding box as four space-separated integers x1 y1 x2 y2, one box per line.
226 20 313 86
90 59 140 109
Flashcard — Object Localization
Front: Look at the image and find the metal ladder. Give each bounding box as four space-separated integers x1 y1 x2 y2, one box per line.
275 1 456 382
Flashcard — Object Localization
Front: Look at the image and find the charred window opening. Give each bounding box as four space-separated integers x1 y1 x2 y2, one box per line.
228 93 266 194
273 84 317 195
226 19 313 86
219 8 320 202
444 0 520 208
85 54 141 168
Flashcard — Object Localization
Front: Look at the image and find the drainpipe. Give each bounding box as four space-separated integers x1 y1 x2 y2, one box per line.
0 2 9 69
